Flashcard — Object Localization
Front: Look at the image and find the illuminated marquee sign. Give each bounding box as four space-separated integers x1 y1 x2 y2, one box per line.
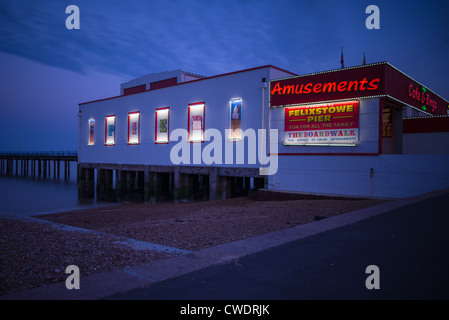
385 64 448 115
271 78 379 97
270 63 385 108
408 84 438 113
284 101 359 145
270 62 449 115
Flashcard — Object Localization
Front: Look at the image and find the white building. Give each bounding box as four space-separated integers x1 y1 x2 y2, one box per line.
78 66 296 202
78 62 449 201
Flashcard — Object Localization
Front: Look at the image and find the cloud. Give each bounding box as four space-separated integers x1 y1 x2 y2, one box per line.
0 0 336 77
1 0 448 97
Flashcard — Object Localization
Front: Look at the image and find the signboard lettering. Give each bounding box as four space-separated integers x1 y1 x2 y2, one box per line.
284 101 359 145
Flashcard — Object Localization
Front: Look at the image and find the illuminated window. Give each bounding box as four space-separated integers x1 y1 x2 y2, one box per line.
105 115 116 145
128 111 140 144
155 107 170 143
188 102 205 142
88 118 95 145
229 98 242 140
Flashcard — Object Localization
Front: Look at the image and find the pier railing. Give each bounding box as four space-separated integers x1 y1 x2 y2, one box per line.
0 151 77 158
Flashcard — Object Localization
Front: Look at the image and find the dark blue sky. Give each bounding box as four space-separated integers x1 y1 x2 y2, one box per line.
1 0 448 151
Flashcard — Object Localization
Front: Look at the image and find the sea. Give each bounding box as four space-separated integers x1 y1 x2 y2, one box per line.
0 162 111 217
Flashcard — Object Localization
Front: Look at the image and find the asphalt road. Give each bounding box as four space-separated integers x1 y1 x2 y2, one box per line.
106 191 449 301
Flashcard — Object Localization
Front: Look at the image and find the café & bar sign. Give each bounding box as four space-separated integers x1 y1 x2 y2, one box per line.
284 100 359 145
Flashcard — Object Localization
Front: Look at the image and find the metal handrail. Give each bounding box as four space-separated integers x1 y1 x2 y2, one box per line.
0 151 78 157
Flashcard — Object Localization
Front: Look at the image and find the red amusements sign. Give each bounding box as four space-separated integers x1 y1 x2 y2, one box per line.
284 101 359 145
270 64 384 108
270 62 449 116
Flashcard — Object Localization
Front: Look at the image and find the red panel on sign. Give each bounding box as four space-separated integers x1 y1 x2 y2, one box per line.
285 101 359 132
270 64 385 107
270 62 449 116
384 66 448 115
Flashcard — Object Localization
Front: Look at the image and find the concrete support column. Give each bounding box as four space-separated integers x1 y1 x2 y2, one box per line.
173 166 181 202
209 167 218 201
173 168 192 202
150 171 158 201
182 173 194 201
235 177 244 196
125 171 136 201
96 168 105 201
245 177 251 194
144 168 151 203
116 169 123 202
86 168 95 198
136 171 144 200
78 167 86 199
105 169 114 202
218 176 232 200
78 167 95 199
254 177 265 189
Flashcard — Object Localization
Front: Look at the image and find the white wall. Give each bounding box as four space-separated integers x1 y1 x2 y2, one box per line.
268 154 449 198
267 97 449 198
79 66 291 168
403 132 449 154
270 98 380 155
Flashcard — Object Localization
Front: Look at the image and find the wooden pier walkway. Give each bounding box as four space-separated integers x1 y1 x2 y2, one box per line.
0 151 78 180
